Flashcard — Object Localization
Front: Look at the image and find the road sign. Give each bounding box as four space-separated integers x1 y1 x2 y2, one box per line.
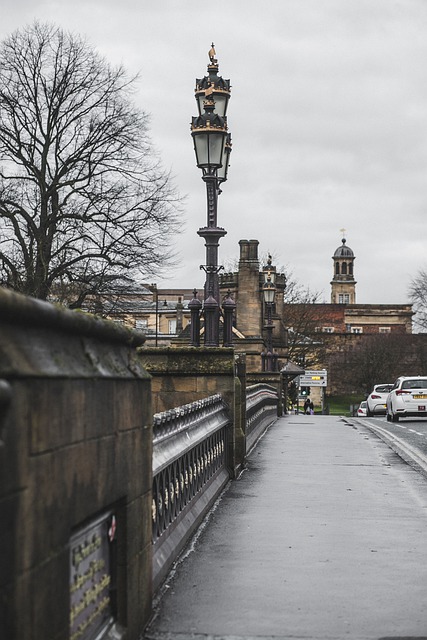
299 369 327 387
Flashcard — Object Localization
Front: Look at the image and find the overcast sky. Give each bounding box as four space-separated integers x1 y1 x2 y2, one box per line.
3 0 427 304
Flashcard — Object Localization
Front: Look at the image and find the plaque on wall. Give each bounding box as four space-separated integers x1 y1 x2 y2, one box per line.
69 512 116 640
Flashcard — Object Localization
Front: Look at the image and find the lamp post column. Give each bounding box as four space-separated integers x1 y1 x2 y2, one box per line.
222 290 236 347
262 273 277 372
265 301 274 372
189 289 202 346
191 45 233 347
197 179 227 345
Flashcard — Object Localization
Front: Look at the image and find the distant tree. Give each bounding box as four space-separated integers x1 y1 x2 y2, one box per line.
331 333 426 396
283 276 324 368
409 267 427 332
0 22 181 307
348 334 404 394
287 380 299 410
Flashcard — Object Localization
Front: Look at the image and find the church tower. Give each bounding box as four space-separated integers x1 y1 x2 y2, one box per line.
331 237 356 304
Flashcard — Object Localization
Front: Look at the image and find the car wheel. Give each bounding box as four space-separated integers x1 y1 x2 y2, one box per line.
386 412 391 422
392 412 399 423
367 408 372 417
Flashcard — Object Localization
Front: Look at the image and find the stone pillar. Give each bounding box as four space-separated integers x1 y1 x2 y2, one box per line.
236 239 262 337
176 298 184 334
138 346 244 478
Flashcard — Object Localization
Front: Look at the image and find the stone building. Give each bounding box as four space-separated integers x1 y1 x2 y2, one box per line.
286 236 418 397
83 276 203 346
86 235 420 396
327 237 412 333
331 237 357 304
86 242 289 373
219 239 288 372
308 237 412 336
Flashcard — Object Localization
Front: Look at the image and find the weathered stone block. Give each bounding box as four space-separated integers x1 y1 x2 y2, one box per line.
28 379 86 453
113 379 150 431
0 289 152 640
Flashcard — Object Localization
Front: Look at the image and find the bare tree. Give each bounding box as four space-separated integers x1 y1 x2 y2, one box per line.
0 22 181 306
283 278 324 367
409 267 427 332
330 333 424 396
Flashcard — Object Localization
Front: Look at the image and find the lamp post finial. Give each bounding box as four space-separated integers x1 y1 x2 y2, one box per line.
209 43 217 64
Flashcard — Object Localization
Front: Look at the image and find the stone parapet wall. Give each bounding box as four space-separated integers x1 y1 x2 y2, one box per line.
0 288 152 640
138 347 235 413
138 347 246 478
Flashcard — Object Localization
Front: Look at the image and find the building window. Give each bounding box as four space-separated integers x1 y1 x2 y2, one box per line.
338 293 350 304
342 262 347 275
322 327 334 333
135 318 148 330
379 326 391 333
168 319 177 334
335 262 339 275
351 326 363 334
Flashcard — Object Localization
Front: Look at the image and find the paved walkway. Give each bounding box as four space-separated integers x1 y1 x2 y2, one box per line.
144 415 427 640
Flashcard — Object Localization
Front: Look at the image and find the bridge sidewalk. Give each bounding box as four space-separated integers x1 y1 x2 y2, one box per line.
144 414 427 640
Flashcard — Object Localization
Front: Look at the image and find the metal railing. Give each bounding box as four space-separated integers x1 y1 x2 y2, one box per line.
152 394 231 590
246 383 278 453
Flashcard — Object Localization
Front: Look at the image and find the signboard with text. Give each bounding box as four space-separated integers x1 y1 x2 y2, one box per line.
70 512 116 640
299 369 328 387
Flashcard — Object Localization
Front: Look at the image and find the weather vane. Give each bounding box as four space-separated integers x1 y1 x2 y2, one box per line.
208 42 217 65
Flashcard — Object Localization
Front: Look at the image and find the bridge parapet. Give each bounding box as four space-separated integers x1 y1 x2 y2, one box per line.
152 394 231 591
138 346 245 478
246 383 279 452
1 288 280 639
0 288 152 640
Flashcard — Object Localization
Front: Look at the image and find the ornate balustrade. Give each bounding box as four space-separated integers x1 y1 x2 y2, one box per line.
246 383 278 453
152 394 231 591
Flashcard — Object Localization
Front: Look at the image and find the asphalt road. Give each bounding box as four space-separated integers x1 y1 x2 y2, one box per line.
358 414 427 477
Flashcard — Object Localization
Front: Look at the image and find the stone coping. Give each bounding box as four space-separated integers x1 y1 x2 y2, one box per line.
138 346 235 375
0 287 146 347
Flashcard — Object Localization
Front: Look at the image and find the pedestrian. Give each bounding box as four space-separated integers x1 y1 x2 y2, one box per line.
309 401 314 415
304 397 311 415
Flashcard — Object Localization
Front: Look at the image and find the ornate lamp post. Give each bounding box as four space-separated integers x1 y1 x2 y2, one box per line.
150 283 159 346
191 44 233 347
262 275 277 371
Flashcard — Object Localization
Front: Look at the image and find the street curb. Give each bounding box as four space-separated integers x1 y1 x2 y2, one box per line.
350 417 427 479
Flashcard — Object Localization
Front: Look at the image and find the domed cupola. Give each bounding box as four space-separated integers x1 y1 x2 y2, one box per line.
331 237 356 304
334 238 354 259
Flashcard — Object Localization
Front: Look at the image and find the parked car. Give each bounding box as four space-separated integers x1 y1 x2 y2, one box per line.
366 383 393 416
386 376 427 422
357 400 368 417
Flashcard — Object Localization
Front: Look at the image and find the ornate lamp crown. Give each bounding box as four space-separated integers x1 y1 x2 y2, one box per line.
195 43 231 117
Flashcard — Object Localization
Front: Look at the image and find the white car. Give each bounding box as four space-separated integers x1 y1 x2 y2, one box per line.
366 383 393 416
357 401 367 417
386 376 427 422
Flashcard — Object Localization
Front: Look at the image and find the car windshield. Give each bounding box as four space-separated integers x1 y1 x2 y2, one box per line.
401 379 427 390
376 385 392 393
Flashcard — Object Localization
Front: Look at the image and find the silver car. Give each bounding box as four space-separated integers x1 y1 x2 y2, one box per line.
386 376 427 422
366 383 393 416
